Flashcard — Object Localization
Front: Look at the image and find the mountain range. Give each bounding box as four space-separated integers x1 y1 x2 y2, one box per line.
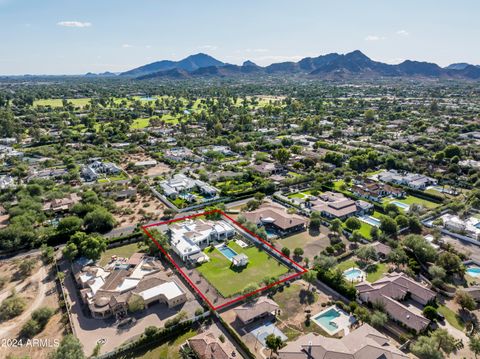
111 51 480 80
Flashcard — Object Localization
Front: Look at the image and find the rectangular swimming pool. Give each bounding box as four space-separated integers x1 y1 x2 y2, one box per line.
390 200 410 210
218 245 238 260
359 215 381 227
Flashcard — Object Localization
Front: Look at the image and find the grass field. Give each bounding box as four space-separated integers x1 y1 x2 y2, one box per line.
127 329 197 359
99 243 146 267
34 98 91 108
437 305 464 331
197 242 289 298
383 195 440 210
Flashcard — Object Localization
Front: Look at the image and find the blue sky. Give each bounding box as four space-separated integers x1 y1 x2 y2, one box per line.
1 0 479 75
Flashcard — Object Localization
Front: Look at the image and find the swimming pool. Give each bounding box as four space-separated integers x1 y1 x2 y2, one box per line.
343 268 364 282
218 245 238 260
312 306 356 335
139 96 156 101
466 267 480 278
359 215 381 227
390 201 410 210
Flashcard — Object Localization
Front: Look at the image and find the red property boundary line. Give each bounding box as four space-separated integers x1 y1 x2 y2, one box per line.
141 209 308 311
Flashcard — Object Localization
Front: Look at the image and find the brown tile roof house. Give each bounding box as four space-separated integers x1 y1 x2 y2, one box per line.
251 162 281 176
278 323 408 359
371 241 392 258
75 254 187 319
356 272 436 333
186 331 239 359
43 193 81 212
234 297 279 325
310 192 362 219
243 202 308 234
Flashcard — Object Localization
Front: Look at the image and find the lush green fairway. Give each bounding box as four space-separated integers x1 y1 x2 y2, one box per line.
34 98 91 108
197 242 289 297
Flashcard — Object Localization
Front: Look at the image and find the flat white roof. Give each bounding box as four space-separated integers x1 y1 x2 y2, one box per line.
139 281 184 301
116 278 140 292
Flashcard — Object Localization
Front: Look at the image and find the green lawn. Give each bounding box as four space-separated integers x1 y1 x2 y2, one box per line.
437 305 465 330
197 242 289 298
34 98 91 108
384 195 440 210
336 259 357 272
131 118 151 129
97 173 128 183
365 263 388 282
333 180 346 191
99 243 146 267
336 259 387 283
128 329 197 359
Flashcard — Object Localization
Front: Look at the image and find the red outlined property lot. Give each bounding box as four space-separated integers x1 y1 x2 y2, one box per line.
141 209 308 311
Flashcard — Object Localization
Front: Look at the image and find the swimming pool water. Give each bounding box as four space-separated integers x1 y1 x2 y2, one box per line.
390 201 410 210
359 215 381 227
218 245 238 260
343 268 363 281
466 267 480 278
313 308 341 333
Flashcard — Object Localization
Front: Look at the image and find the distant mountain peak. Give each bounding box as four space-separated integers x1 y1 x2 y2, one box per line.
243 60 258 67
118 50 480 81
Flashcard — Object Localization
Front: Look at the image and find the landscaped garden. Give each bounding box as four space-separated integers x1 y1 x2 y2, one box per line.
196 241 289 298
335 258 388 283
99 242 147 267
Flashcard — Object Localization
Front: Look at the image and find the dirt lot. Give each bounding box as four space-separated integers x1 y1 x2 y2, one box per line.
114 192 165 228
121 152 171 178
273 227 331 262
0 257 65 359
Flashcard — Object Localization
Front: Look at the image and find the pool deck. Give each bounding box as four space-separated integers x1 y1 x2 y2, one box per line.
342 267 367 283
312 305 356 336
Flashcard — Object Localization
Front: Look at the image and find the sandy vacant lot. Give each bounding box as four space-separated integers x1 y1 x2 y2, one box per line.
0 257 64 359
114 192 165 228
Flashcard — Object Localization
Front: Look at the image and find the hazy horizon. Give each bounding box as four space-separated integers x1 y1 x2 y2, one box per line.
1 0 479 75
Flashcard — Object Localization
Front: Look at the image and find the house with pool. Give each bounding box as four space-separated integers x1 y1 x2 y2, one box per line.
278 323 408 359
243 202 308 237
169 219 235 263
356 272 436 333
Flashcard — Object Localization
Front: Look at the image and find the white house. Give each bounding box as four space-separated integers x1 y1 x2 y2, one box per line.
169 219 235 262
